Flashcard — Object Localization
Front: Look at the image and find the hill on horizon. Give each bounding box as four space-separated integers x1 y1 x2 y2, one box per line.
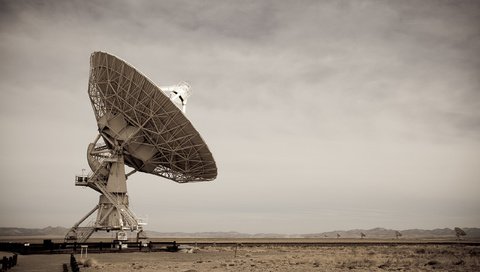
1 226 479 239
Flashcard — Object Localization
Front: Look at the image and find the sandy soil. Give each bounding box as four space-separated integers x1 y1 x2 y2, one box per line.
7 244 479 272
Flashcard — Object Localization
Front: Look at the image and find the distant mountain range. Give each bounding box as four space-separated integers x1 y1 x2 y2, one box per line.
1 226 479 238
0 226 68 237
301 227 480 239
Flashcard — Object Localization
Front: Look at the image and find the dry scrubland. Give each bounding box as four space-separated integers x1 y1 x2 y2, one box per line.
80 244 480 272
4 240 480 272
8 243 478 272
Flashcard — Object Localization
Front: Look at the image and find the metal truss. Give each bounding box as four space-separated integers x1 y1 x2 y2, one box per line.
88 52 217 183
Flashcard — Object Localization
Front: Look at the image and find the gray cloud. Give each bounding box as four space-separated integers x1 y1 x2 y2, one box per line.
0 0 479 232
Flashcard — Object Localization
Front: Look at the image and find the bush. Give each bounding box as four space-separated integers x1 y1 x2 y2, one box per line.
83 258 98 267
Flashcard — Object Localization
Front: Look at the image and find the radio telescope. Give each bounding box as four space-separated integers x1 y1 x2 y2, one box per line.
454 227 466 240
65 52 217 242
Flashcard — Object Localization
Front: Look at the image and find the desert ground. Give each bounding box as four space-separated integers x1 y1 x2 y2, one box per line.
3 239 480 272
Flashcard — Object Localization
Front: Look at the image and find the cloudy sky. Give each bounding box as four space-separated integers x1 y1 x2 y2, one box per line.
1 0 479 234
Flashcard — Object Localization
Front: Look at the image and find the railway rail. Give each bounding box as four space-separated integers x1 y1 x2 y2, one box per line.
1 239 478 255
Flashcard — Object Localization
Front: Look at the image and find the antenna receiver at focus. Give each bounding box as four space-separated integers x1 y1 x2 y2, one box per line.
160 81 192 113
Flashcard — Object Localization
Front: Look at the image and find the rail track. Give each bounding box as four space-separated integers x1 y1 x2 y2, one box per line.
1 239 479 255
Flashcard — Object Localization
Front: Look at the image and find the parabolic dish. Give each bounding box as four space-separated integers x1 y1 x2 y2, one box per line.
87 52 217 183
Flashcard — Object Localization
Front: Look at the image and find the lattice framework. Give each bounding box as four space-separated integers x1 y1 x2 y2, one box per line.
88 52 217 183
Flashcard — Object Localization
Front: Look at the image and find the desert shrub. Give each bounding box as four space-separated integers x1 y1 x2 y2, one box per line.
440 249 454 255
415 248 426 254
469 248 480 256
338 258 376 269
83 258 98 267
425 260 439 266
378 259 391 269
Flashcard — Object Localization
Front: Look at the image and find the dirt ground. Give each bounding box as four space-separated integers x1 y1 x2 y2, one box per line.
6 244 480 272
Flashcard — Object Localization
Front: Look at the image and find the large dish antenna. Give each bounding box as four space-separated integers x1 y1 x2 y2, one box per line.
65 52 217 242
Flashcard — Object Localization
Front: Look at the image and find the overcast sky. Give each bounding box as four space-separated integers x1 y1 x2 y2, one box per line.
1 0 479 234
